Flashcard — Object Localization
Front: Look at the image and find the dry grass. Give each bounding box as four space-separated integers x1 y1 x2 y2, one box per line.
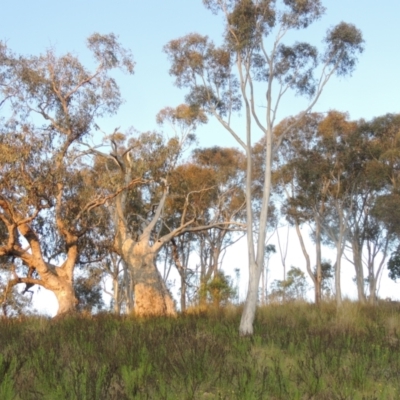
0 301 399 399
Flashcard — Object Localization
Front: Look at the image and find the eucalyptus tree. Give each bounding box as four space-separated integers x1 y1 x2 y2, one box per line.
162 153 217 311
91 106 243 316
188 147 246 305
157 145 246 311
363 114 400 301
276 111 367 305
274 112 327 304
277 111 399 305
0 42 15 109
165 0 364 334
323 113 400 304
318 113 400 304
90 130 180 316
0 34 134 316
316 111 363 306
269 266 308 302
314 113 391 304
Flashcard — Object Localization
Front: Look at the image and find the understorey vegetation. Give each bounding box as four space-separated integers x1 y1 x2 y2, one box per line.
1 302 400 399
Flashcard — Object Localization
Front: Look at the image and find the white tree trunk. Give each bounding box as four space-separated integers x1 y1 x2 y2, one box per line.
239 262 262 335
52 278 77 316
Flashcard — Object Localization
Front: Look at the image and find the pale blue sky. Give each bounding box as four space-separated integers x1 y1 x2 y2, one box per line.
2 1 400 147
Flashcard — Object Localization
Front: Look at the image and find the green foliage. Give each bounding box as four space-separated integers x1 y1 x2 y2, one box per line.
0 286 35 318
74 268 105 314
226 0 276 51
314 260 334 296
1 303 400 398
270 266 309 301
323 22 365 76
388 247 400 281
203 271 236 307
0 269 37 318
373 193 400 235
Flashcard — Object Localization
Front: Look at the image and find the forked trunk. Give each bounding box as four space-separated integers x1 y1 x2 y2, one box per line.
122 240 176 317
294 221 316 304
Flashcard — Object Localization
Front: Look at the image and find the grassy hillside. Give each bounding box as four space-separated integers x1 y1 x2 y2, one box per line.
1 302 400 399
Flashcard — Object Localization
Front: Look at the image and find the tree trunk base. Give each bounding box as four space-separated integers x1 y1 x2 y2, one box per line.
53 283 78 318
134 283 176 317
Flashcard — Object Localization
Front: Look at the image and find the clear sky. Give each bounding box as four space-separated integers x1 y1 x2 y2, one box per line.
3 1 400 146
2 1 400 312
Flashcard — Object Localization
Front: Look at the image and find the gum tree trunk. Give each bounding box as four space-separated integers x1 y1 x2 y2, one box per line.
240 261 262 334
351 239 366 303
294 220 317 303
52 278 77 315
121 239 176 316
315 215 323 305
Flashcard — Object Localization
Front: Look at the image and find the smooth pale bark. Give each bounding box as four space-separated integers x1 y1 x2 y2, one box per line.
261 267 266 305
238 96 261 336
334 260 342 307
52 279 77 315
122 259 134 314
294 221 318 303
171 238 187 311
351 239 366 303
6 264 78 317
180 273 187 312
334 206 346 307
112 277 120 314
368 277 377 305
366 237 388 305
315 215 323 306
239 95 272 336
41 262 78 316
27 264 78 317
120 239 176 317
103 254 122 314
240 261 262 334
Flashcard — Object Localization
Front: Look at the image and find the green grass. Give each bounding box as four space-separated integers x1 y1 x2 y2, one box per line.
1 301 400 399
